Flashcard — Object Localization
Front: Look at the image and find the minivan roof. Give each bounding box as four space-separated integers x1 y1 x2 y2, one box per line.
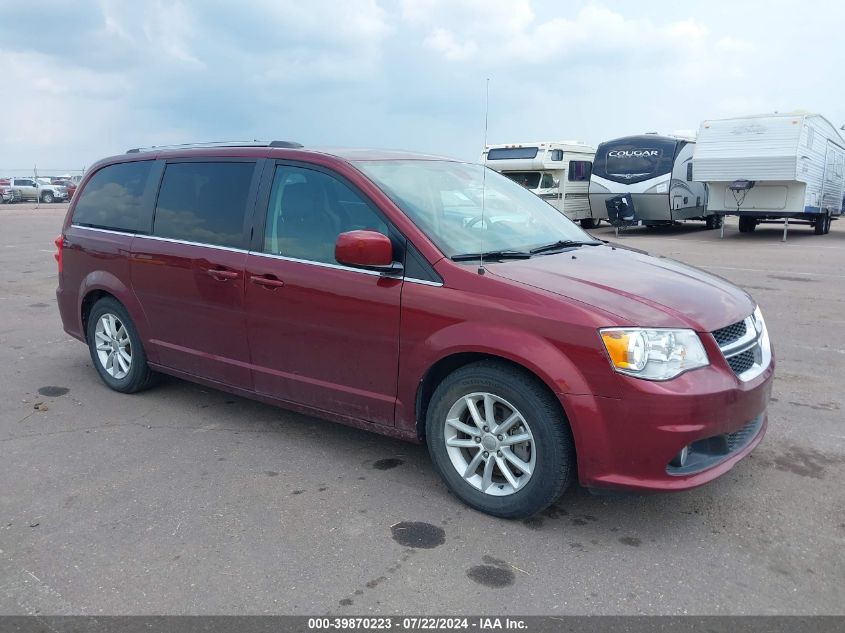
95 145 459 171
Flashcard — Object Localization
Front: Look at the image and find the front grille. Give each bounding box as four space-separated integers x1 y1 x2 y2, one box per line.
727 348 756 374
726 417 761 451
712 320 747 346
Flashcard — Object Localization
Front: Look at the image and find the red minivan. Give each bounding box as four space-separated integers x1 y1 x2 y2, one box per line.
55 142 774 518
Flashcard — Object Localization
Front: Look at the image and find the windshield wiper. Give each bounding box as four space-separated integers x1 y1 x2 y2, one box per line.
529 240 602 255
450 250 533 262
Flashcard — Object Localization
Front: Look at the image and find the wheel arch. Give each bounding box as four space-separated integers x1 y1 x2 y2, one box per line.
413 345 584 442
76 271 156 362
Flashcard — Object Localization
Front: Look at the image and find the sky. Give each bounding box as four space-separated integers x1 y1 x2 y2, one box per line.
1 0 844 174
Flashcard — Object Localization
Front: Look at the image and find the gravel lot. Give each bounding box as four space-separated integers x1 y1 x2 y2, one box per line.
1 202 843 615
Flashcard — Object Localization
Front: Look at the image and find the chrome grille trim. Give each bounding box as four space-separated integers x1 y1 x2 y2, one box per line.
712 312 771 382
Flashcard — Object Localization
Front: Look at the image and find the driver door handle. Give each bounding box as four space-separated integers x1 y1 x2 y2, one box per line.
251 275 285 289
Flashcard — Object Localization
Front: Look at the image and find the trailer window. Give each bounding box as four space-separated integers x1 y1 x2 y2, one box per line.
502 172 541 188
592 137 677 185
605 149 664 178
568 161 592 181
686 162 693 181
487 147 539 160
550 150 564 161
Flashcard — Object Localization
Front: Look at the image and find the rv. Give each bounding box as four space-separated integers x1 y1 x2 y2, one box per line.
481 141 598 227
694 112 844 235
589 134 717 227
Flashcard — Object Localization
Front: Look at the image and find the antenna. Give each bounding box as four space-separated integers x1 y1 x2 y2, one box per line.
478 78 490 275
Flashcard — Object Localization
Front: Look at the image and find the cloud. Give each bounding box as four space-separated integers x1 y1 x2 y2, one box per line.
424 28 478 61
0 0 842 172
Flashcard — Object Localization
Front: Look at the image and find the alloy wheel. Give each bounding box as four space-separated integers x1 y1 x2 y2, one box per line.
94 313 132 379
443 392 536 496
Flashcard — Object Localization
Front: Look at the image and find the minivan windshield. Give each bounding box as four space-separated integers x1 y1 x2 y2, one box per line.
355 160 596 259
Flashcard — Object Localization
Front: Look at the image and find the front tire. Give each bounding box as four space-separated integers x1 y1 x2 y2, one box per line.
425 361 575 518
41 191 54 203
86 297 156 393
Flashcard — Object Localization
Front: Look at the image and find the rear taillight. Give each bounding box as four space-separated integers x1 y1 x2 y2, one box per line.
54 235 63 273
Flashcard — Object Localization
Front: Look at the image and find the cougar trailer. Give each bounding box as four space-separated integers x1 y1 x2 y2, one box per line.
694 112 844 236
589 135 716 227
481 142 598 227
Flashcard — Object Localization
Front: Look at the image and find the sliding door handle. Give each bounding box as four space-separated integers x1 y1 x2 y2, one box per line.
250 275 285 289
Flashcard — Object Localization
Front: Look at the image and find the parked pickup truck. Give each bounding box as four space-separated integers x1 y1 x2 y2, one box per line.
8 178 68 203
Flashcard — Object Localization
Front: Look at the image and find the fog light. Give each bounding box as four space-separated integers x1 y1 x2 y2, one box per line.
671 445 690 468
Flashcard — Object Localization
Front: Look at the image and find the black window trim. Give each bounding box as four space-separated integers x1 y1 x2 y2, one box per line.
150 157 265 250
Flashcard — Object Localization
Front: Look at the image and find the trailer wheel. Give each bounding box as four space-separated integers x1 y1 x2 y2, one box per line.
738 217 757 233
705 215 723 230
814 213 829 235
580 218 601 229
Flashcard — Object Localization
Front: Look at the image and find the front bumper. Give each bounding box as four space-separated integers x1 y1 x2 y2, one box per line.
561 354 774 492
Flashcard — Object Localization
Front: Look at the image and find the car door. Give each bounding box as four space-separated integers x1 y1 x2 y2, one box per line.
130 159 263 389
244 162 403 425
13 179 36 200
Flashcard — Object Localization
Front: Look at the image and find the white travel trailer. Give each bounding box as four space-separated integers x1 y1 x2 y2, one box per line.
481 141 598 227
694 112 844 236
588 134 717 227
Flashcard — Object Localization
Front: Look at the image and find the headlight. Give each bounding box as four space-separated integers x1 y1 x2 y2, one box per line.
599 327 709 381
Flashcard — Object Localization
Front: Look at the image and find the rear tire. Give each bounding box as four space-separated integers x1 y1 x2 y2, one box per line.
738 216 757 233
580 218 601 229
86 297 156 393
425 360 575 519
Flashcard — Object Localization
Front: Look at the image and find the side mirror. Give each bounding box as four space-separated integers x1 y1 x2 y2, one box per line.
335 230 402 274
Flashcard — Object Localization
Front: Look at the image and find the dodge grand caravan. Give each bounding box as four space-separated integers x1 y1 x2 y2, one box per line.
55 141 774 518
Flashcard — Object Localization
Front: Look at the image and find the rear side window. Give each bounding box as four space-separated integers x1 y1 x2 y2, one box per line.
153 162 256 248
72 161 153 231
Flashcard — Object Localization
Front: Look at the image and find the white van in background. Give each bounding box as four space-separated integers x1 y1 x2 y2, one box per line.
694 112 844 235
481 141 598 228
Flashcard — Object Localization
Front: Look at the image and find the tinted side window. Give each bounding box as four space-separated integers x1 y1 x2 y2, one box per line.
154 162 255 248
264 166 388 265
568 160 592 181
73 161 153 231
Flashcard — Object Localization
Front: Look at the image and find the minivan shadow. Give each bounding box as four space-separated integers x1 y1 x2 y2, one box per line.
149 374 723 531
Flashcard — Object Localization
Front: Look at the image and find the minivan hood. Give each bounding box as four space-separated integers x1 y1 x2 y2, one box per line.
487 245 754 332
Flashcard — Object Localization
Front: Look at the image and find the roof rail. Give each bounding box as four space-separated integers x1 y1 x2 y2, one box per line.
125 140 304 154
